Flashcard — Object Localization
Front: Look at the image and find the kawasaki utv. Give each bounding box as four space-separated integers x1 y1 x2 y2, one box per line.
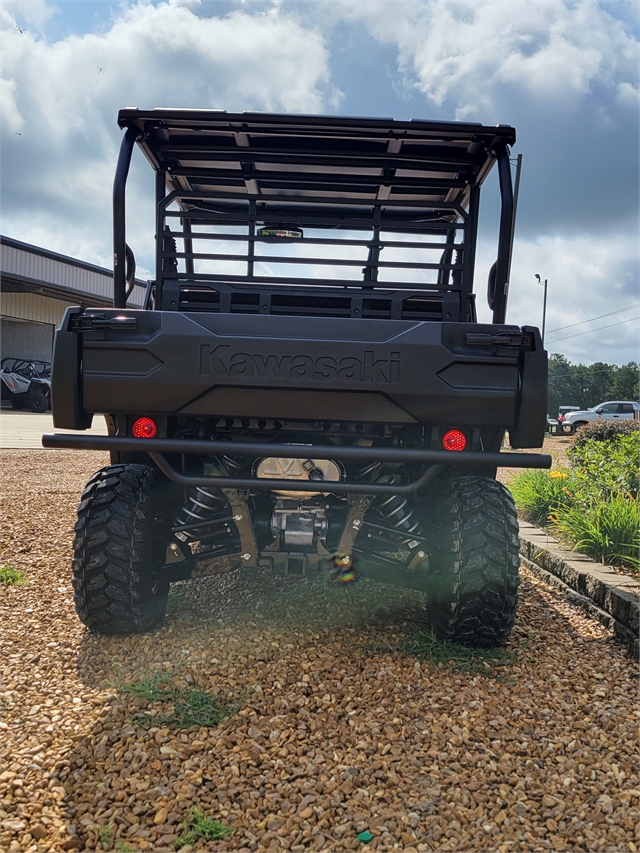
44 110 550 646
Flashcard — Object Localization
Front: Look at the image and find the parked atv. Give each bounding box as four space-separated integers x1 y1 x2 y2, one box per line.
1 358 51 412
44 110 550 645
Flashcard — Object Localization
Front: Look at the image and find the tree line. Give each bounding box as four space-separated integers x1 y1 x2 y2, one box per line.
548 355 639 416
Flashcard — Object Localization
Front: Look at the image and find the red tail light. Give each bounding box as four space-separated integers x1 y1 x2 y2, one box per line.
442 429 467 451
132 417 157 438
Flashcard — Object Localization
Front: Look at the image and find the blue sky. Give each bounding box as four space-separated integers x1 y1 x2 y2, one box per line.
1 0 638 365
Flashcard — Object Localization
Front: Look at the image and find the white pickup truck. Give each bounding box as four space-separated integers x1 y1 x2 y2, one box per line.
561 400 640 434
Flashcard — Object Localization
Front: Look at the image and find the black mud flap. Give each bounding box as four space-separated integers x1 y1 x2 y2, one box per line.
51 307 93 430
509 326 547 448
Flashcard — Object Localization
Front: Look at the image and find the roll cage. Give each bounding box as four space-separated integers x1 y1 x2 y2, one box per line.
113 110 516 324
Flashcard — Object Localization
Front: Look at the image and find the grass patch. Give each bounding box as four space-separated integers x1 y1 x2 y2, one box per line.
166 585 190 611
98 824 114 847
398 625 519 674
0 565 26 586
175 808 233 847
119 671 240 729
359 626 519 676
96 824 134 851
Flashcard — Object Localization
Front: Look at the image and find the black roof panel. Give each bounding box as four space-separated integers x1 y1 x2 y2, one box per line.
118 109 515 220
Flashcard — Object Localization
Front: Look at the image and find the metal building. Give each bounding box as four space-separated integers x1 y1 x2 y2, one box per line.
1 236 145 362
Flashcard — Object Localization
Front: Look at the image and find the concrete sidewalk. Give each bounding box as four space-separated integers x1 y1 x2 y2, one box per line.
0 409 108 449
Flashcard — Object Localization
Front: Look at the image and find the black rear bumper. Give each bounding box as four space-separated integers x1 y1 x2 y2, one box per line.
42 433 551 494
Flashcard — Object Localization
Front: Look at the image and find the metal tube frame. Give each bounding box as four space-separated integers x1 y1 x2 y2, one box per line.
150 453 439 494
42 432 551 469
113 127 139 309
182 216 194 277
492 144 514 324
465 185 481 305
154 169 166 302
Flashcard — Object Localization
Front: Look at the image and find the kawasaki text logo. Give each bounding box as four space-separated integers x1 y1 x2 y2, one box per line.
199 345 401 384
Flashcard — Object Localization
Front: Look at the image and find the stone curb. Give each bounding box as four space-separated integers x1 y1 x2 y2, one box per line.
518 521 639 659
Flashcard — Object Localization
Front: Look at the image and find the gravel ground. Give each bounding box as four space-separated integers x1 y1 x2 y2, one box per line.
1 449 638 853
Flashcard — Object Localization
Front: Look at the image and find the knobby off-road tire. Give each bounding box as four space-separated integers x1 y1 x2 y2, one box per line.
72 464 173 635
425 475 520 647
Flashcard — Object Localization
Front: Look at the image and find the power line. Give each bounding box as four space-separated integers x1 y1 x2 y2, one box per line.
546 303 640 334
550 366 635 379
546 315 639 344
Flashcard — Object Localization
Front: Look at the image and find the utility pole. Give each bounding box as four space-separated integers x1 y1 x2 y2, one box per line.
534 274 548 346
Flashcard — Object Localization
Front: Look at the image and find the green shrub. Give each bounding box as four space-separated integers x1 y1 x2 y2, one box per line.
551 494 639 570
573 418 640 447
507 468 574 526
510 429 639 572
568 432 639 500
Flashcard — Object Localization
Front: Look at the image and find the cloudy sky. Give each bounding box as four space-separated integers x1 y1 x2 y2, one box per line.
1 0 638 365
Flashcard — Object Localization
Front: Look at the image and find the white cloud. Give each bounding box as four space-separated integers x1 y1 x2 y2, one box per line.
617 80 640 106
328 0 638 119
0 77 24 134
1 0 55 30
476 227 640 364
1 0 339 268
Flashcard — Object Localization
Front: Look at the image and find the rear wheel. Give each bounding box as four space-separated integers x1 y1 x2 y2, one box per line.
72 464 173 635
425 475 519 647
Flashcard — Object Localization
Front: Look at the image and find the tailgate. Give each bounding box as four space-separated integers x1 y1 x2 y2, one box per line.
53 308 542 429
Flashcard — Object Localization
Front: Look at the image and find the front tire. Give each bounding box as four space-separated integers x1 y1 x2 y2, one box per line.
425 475 520 647
72 464 172 635
29 390 47 413
564 421 587 435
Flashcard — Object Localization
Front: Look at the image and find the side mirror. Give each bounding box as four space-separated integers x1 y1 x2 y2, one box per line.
487 261 497 310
